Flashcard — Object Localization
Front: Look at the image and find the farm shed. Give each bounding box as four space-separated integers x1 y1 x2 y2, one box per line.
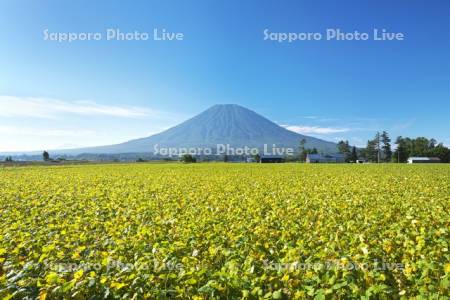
407 157 441 164
306 154 346 163
260 156 285 163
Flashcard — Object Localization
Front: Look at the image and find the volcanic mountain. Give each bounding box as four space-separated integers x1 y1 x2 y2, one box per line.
56 104 338 155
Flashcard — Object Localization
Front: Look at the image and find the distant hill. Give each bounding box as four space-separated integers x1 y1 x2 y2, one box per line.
11 104 338 156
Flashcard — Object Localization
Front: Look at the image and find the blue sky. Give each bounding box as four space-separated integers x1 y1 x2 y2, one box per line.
1 0 449 152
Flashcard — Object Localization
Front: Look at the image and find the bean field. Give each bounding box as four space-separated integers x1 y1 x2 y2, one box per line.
0 163 449 299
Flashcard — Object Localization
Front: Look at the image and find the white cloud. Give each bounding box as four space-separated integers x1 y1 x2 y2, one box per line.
0 96 187 153
297 116 340 122
282 125 351 135
0 95 165 119
0 125 94 137
391 119 415 131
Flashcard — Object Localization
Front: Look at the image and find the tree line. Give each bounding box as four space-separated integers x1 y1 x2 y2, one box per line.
337 131 450 163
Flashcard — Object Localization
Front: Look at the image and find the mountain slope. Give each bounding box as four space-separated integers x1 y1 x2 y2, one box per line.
56 104 338 155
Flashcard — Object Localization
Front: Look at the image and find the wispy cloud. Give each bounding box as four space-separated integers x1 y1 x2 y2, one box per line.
282 125 351 135
0 125 95 137
0 95 166 119
391 119 416 131
297 116 340 122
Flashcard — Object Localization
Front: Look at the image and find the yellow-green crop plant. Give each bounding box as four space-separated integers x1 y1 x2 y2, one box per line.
0 164 449 299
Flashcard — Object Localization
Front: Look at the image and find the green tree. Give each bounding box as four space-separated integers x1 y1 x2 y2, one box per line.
338 140 351 162
299 138 307 162
350 146 358 162
180 154 196 163
429 138 437 148
43 151 50 161
381 131 392 162
393 136 409 163
392 136 450 162
427 143 450 162
365 139 378 162
411 137 430 156
254 153 261 163
337 140 350 154
374 132 382 163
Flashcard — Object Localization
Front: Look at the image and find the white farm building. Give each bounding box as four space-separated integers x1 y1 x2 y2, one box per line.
407 157 441 164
